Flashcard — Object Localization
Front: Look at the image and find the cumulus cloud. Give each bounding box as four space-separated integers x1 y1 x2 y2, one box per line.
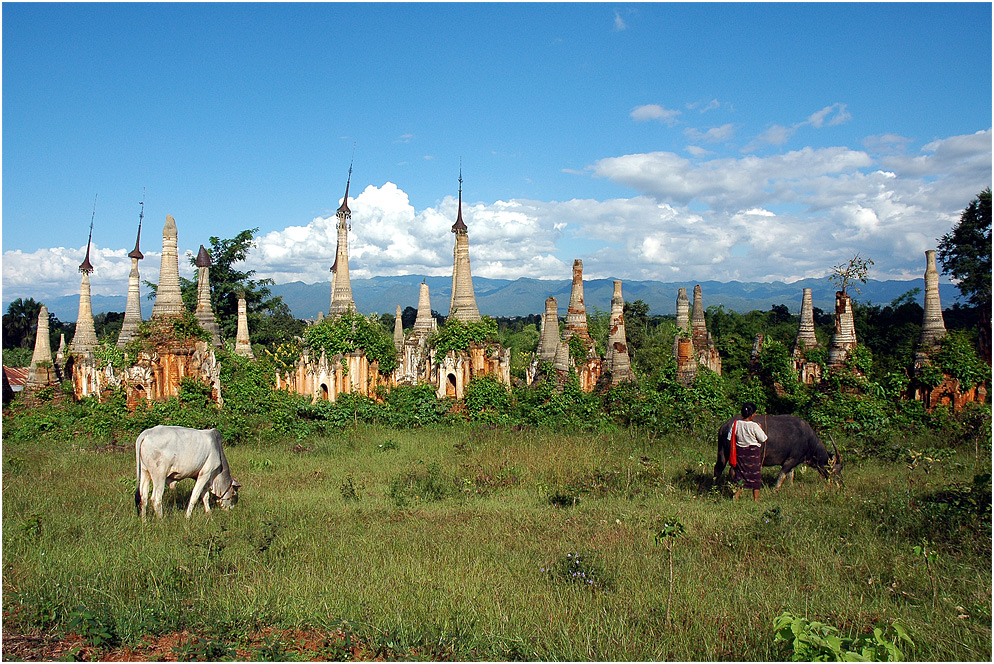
4 129 989 306
1 244 193 304
631 104 681 126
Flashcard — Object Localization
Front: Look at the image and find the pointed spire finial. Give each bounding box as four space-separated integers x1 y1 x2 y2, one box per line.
451 160 468 233
79 194 96 273
128 189 145 260
337 144 355 219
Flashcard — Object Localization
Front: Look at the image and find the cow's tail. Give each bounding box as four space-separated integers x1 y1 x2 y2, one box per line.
134 430 145 516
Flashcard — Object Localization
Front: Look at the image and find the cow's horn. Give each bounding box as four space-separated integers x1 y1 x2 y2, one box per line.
828 433 843 471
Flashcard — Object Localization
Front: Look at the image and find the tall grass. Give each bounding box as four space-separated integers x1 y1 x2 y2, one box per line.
3 423 990 660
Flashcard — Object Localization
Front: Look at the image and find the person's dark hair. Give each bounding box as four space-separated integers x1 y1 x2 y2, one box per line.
741 402 757 419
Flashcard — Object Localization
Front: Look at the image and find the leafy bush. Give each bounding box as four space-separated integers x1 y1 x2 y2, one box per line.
464 375 512 424
429 317 499 359
383 384 449 427
773 612 912 662
67 605 120 648
303 310 398 374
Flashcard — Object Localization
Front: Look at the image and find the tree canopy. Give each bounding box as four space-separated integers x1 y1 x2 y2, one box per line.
938 188 992 362
938 188 991 311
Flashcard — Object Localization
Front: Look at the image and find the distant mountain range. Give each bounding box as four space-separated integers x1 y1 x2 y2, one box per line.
24 276 963 323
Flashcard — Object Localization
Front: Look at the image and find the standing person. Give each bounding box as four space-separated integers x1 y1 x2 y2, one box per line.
729 402 768 501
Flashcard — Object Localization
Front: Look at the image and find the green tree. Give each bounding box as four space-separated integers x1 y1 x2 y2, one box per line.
185 229 292 340
3 298 69 351
938 188 991 362
829 252 874 296
3 298 43 349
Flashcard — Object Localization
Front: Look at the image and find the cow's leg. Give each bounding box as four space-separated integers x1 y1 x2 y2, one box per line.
714 446 728 482
186 474 212 518
138 470 153 519
151 479 166 518
775 460 801 489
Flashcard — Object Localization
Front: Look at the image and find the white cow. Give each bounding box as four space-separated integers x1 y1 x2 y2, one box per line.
135 425 240 518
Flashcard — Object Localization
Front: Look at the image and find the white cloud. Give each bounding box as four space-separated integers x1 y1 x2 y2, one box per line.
684 123 736 143
4 130 989 307
613 10 626 31
686 99 722 113
807 103 851 128
631 104 681 126
744 103 853 152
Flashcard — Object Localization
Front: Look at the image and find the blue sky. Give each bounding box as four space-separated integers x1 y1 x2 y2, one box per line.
3 2 991 306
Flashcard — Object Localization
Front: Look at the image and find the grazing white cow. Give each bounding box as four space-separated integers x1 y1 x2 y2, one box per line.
135 425 240 518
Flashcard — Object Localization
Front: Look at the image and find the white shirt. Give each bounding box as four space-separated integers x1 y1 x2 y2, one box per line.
728 419 768 448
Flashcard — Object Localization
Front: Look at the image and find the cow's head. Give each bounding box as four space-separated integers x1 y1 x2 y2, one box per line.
215 478 241 509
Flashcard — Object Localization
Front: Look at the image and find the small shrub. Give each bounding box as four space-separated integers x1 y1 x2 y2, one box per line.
67 606 119 648
340 473 363 503
172 635 236 662
388 462 450 507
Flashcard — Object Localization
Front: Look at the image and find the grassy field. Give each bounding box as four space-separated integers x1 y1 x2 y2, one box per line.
2 422 991 661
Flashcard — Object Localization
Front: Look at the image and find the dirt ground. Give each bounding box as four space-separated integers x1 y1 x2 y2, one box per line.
1 626 377 661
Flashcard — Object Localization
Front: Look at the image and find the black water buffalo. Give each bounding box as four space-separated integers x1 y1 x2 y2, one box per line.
714 415 842 488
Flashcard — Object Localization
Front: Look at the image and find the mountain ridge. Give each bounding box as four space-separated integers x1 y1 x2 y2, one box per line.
21 276 963 323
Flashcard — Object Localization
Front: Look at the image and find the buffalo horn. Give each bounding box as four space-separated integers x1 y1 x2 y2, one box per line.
827 432 844 475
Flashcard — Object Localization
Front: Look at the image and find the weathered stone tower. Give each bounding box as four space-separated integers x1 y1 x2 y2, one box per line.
150 215 186 319
673 286 691 358
118 207 145 348
535 296 561 364
194 245 223 347
918 250 947 352
792 288 823 384
26 305 57 389
793 288 819 356
563 260 592 345
234 295 254 359
412 282 437 338
601 281 634 385
393 305 405 352
69 224 98 354
827 291 857 368
690 285 722 375
329 163 356 317
447 168 482 323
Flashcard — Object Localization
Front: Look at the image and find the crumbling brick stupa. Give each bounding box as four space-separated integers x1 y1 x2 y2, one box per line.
792 288 823 385
909 249 985 411
526 261 603 391
672 285 721 385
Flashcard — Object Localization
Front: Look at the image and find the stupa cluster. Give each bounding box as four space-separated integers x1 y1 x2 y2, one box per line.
14 160 983 413
23 207 233 407
276 167 510 402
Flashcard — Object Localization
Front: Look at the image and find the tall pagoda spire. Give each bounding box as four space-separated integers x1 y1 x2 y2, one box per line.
329 156 356 317
70 198 99 354
194 245 223 346
118 194 146 348
447 163 481 322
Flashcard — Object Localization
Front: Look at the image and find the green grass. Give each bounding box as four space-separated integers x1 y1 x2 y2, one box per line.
3 423 990 660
